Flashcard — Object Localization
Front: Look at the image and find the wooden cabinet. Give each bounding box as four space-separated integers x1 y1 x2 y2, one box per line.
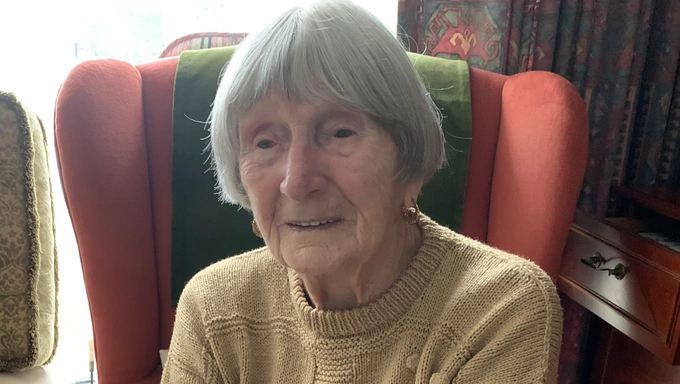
589 320 680 384
559 211 680 364
558 186 680 382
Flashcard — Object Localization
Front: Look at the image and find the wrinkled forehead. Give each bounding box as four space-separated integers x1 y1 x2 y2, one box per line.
230 75 358 113
237 92 368 130
229 82 366 131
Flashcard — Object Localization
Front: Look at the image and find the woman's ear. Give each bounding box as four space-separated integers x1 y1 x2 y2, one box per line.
404 180 425 206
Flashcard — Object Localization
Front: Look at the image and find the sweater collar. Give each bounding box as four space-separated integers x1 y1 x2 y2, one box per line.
287 215 453 337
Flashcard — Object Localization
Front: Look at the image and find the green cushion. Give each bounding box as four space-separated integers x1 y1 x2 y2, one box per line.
170 47 472 306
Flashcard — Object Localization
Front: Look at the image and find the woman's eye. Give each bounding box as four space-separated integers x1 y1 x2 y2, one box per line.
334 129 355 139
256 139 276 149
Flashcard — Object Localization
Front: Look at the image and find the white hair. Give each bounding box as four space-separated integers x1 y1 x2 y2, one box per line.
210 0 445 209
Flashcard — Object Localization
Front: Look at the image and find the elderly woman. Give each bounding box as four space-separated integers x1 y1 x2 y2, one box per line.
162 0 562 383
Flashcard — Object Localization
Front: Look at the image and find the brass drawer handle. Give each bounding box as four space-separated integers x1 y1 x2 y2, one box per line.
580 252 627 280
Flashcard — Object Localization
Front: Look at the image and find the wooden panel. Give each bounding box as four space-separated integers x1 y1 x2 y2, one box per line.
612 186 680 222
560 212 680 364
588 317 613 384
561 228 680 339
592 321 680 384
558 277 679 364
573 210 680 274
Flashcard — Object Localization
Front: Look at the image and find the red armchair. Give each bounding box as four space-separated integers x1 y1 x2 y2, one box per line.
54 56 588 384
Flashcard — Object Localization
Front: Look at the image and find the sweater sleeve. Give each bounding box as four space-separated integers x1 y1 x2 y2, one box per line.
161 276 224 384
452 272 563 384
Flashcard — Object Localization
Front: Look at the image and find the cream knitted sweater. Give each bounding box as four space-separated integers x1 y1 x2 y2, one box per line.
162 217 562 383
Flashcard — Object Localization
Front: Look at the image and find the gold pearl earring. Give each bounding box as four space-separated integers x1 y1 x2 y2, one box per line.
401 198 420 225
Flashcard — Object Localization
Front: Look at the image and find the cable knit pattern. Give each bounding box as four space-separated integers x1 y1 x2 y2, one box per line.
162 216 562 384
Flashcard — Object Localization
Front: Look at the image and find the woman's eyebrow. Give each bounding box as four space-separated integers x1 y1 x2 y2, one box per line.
316 108 363 124
239 120 267 135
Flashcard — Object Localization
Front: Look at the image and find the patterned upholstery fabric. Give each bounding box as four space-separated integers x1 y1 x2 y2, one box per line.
159 32 248 58
0 91 57 371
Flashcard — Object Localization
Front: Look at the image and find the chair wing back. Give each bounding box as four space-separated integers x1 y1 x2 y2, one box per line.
54 57 586 384
156 30 588 276
55 57 179 384
468 70 588 278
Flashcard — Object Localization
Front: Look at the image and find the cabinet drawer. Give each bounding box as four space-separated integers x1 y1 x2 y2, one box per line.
560 228 680 339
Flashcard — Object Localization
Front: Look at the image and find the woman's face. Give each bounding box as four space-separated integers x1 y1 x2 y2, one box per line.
238 94 420 278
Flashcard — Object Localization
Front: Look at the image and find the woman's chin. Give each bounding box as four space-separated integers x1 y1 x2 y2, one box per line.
283 249 347 278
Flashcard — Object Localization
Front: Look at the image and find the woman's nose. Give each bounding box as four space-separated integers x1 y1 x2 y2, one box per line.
279 144 324 201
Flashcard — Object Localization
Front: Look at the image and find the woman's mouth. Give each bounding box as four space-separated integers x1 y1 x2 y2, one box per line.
287 218 342 231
